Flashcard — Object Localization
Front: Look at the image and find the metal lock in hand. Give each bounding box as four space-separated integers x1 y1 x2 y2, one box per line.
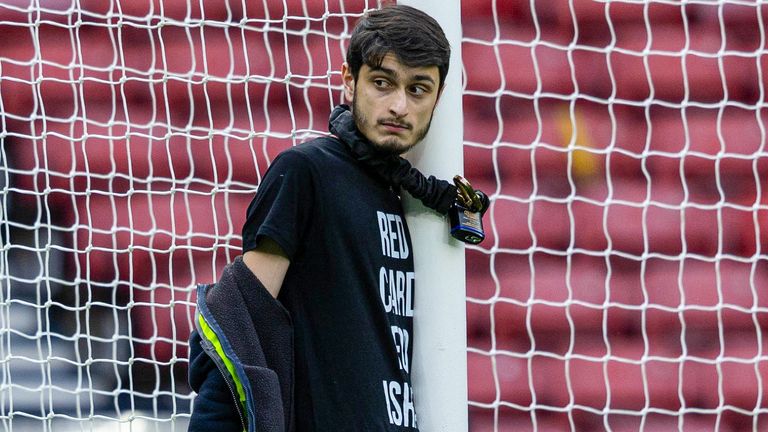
449 175 486 245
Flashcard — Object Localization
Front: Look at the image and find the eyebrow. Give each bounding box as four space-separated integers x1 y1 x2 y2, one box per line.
370 65 436 86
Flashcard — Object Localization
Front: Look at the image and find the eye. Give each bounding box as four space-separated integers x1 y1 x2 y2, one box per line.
373 78 390 89
409 85 428 97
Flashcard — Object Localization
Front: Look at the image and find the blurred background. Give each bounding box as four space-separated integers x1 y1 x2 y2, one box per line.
1 0 767 431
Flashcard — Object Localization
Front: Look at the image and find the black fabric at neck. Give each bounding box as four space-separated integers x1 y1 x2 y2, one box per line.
328 105 456 215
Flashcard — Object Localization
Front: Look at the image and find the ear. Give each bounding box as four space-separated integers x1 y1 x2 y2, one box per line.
341 62 355 103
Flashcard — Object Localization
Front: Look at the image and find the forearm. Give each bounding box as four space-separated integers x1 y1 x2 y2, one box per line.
188 330 244 431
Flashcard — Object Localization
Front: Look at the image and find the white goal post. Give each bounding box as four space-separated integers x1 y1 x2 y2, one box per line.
397 1 469 431
1 0 768 431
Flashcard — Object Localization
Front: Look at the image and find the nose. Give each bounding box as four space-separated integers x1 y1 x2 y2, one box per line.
388 89 408 118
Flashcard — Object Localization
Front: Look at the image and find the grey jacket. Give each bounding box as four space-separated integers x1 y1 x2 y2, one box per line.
188 256 294 432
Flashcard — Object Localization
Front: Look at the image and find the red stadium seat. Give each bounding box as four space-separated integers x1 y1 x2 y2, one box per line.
609 413 726 432
571 177 753 257
486 191 571 252
463 143 502 182
532 345 681 421
0 19 342 120
0 25 115 120
463 0 684 43
281 31 347 108
546 1 686 45
535 338 685 412
683 335 768 411
687 203 755 258
468 407 571 432
568 47 614 99
462 31 573 97
572 179 681 255
646 107 767 179
0 19 332 123
610 23 759 104
468 341 680 416
463 99 648 183
8 109 183 211
74 190 251 364
692 5 764 97
460 0 530 25
758 185 768 252
466 251 551 353
488 254 643 340
241 0 369 21
467 351 532 408
145 25 345 110
569 102 648 179
73 189 251 285
8 102 305 209
466 250 497 302
81 0 232 22
151 26 285 108
466 300 494 351
188 103 316 178
462 19 558 44
82 0 366 26
524 351 572 407
463 101 571 182
163 130 268 187
466 250 512 350
554 0 684 28
690 1 765 30
130 254 231 363
689 3 764 61
0 0 83 24
643 258 768 333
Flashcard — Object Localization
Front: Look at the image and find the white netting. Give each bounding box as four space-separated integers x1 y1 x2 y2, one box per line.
3 0 768 431
463 1 768 431
0 0 375 430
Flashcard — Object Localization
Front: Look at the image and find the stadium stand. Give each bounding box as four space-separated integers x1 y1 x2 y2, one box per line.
2 1 767 429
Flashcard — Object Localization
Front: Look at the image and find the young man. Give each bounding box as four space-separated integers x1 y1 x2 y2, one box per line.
188 5 457 431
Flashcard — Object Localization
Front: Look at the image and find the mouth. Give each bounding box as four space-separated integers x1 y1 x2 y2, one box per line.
379 120 411 133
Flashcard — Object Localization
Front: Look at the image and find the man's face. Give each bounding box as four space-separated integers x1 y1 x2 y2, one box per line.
342 53 442 155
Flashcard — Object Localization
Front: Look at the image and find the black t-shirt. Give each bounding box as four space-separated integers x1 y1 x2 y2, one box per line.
243 137 419 431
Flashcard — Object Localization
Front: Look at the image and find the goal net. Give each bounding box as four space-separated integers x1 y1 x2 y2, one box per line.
0 0 372 429
0 0 766 431
463 1 768 431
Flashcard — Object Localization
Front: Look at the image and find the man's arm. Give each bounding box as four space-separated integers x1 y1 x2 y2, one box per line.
188 331 244 431
242 237 290 298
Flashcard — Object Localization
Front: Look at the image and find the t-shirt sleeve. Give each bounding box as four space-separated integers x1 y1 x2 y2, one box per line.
241 149 315 259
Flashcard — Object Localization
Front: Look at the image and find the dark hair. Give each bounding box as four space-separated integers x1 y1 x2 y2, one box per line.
346 5 451 90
